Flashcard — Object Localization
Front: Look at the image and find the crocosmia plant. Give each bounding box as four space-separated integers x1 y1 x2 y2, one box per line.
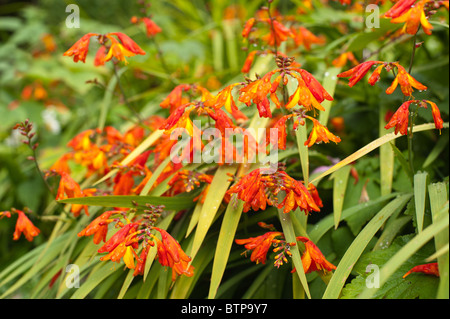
0 0 448 303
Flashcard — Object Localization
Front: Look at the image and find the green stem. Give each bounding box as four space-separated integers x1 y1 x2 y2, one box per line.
113 64 143 124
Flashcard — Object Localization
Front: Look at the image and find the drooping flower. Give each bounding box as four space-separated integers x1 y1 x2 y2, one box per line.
239 71 277 118
332 51 358 67
384 100 415 135
63 32 145 66
12 209 40 242
63 33 98 63
387 0 434 35
425 100 444 133
291 26 326 51
204 83 248 121
98 222 139 254
160 84 192 112
133 243 152 276
262 19 294 47
55 172 97 216
297 236 336 273
235 231 284 264
403 262 439 278
242 17 256 38
152 227 194 281
226 168 321 214
385 63 427 96
141 17 162 37
337 61 384 87
304 116 341 147
77 211 117 244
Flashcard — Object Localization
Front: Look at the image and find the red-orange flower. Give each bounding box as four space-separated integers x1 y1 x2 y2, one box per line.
242 17 256 38
98 222 139 254
239 71 277 118
425 100 444 133
133 243 152 276
384 100 415 135
205 83 248 121
63 33 98 63
262 19 294 47
304 116 341 147
337 61 383 87
12 209 40 242
55 172 96 216
141 17 162 37
77 211 117 244
235 231 284 264
332 52 358 67
291 26 326 51
226 168 321 214
403 262 439 278
152 227 194 281
385 64 427 96
387 0 434 35
297 236 336 273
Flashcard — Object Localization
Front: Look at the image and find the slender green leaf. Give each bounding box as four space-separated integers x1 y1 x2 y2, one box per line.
330 165 351 229
414 172 428 233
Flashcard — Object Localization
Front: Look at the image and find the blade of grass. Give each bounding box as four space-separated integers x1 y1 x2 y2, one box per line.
330 165 351 229
278 207 311 299
428 183 449 299
380 106 395 196
414 171 428 233
208 199 244 299
322 194 411 299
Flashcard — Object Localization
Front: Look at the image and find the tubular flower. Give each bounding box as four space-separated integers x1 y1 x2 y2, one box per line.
78 211 117 244
140 17 162 37
297 236 336 274
262 19 294 47
63 32 145 65
242 17 256 38
337 61 384 87
152 227 194 281
160 84 191 112
133 243 152 276
204 83 248 121
55 172 97 216
425 100 444 133
235 231 284 264
12 209 40 242
239 71 277 118
98 222 139 254
332 51 358 67
403 262 439 278
291 26 326 51
385 64 427 96
226 168 321 214
304 116 341 147
387 0 434 35
63 33 98 63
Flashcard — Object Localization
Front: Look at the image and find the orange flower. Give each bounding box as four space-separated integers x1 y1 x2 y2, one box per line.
332 52 358 67
160 84 191 112
205 83 248 121
141 17 162 37
384 100 415 135
403 262 439 278
242 17 256 38
304 116 341 147
425 100 444 133
385 64 427 96
297 236 336 273
226 168 321 214
64 32 145 65
12 209 40 242
78 211 117 244
383 0 417 19
55 172 96 216
389 0 433 35
291 26 326 51
152 227 194 281
98 222 139 254
63 33 98 63
337 61 383 87
262 19 294 47
235 231 284 264
239 71 276 118
133 243 152 276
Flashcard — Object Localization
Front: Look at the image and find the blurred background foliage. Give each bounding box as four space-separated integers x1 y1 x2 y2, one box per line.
0 0 448 298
